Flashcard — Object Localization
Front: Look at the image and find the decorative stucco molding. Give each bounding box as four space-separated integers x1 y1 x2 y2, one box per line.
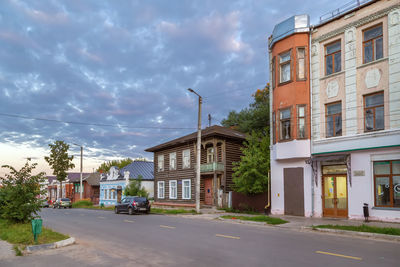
312 4 400 44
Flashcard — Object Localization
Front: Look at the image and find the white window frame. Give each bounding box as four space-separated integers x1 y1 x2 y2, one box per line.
169 180 177 199
158 154 164 172
158 181 165 199
104 189 108 200
182 149 191 169
169 152 177 170
182 179 191 200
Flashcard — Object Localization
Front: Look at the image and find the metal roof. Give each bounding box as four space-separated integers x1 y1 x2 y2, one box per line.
269 14 310 49
120 161 154 180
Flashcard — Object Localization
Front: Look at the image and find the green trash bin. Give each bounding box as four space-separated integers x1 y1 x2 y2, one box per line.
31 218 43 243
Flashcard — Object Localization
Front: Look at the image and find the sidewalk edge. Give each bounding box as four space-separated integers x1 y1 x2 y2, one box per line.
25 237 75 253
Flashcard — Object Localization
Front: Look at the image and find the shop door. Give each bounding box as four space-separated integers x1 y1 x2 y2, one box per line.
117 190 122 202
204 178 213 205
323 175 348 218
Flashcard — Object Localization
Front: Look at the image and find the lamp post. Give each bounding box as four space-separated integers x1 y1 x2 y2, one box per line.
188 88 202 214
73 143 83 200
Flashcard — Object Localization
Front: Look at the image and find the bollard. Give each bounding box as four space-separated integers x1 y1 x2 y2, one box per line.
31 218 43 244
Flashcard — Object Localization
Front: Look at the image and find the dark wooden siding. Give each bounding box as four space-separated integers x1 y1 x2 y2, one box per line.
154 142 196 204
225 140 243 192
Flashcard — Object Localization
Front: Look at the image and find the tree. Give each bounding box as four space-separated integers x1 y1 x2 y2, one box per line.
0 162 46 223
123 175 149 198
97 158 133 173
44 140 75 199
221 85 269 135
232 131 270 195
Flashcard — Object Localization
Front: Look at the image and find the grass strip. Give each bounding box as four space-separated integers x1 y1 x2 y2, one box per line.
71 200 93 208
150 208 197 215
220 215 288 225
218 207 261 215
0 219 69 246
313 224 400 236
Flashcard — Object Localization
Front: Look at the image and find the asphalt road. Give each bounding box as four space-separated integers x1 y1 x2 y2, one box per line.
2 208 400 267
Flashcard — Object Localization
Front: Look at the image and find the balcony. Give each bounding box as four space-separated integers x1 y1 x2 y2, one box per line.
200 162 224 173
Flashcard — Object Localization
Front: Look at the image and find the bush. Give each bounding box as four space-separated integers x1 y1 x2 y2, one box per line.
124 175 149 198
72 200 93 208
0 163 46 223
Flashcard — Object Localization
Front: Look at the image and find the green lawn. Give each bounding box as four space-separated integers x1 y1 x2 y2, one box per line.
313 224 400 236
150 208 197 215
220 215 288 225
218 207 261 215
0 219 69 246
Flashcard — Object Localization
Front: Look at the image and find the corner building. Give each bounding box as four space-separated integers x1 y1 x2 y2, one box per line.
269 15 313 216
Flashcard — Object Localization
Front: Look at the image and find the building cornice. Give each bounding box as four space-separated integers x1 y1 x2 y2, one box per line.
312 4 400 44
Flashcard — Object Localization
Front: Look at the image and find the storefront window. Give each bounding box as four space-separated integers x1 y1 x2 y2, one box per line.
374 161 400 207
322 165 347 175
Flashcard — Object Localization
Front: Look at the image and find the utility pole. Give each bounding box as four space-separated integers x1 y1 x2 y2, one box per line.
73 143 83 200
208 114 211 127
188 88 202 214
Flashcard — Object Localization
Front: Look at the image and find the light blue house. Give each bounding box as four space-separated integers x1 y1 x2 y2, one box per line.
99 161 154 206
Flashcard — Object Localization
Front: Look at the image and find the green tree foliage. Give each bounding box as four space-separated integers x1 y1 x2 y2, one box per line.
96 158 133 173
221 85 269 135
232 132 270 195
0 162 46 223
123 175 149 198
44 141 75 198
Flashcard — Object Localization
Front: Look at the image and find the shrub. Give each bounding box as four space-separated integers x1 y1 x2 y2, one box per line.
124 175 149 198
0 163 46 223
72 200 93 208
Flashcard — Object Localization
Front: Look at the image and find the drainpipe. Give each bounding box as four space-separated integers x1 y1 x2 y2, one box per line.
264 171 271 214
309 26 314 217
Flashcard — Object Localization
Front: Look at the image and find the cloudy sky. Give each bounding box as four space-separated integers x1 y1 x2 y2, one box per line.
0 0 350 175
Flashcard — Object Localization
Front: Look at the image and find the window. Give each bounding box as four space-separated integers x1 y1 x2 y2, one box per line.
296 47 306 80
182 149 190 169
279 51 291 83
108 189 112 200
271 57 276 89
325 41 341 75
182 179 191 200
157 154 164 172
297 105 306 139
169 180 177 199
326 102 342 137
280 108 291 140
104 189 108 200
363 24 383 64
374 161 400 208
169 152 176 170
207 147 214 163
157 181 165 199
112 190 116 200
364 92 384 132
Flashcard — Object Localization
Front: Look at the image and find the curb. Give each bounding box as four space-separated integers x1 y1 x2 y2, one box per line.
25 237 75 253
217 217 273 226
305 227 400 242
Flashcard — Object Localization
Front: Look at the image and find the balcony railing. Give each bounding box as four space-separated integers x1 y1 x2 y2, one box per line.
200 162 224 173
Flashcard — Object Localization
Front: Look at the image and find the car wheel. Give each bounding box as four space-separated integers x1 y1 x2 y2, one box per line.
53 205 55 209
69 206 72 209
128 207 133 215
58 205 61 209
114 207 119 214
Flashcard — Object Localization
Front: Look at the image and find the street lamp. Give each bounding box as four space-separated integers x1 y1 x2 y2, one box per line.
72 143 83 200
188 88 202 214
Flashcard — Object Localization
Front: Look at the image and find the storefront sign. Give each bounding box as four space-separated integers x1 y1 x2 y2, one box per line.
353 170 365 176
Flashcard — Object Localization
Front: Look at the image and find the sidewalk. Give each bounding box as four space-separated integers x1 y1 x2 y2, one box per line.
0 240 15 260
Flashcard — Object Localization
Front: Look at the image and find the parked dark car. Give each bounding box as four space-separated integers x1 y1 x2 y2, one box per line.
53 198 72 209
115 196 150 215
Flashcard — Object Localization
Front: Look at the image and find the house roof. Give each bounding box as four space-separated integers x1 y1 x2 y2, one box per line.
67 172 91 183
47 176 57 184
100 161 154 182
145 125 246 152
85 172 101 186
120 161 154 180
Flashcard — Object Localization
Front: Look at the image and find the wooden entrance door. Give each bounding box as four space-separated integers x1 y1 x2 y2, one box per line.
117 190 122 202
204 178 213 205
323 175 348 217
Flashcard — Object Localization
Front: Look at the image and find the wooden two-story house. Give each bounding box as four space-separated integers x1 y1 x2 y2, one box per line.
145 125 246 208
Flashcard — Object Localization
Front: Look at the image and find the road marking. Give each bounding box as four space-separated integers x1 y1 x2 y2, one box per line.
215 234 240 240
316 251 362 261
97 216 106 219
160 225 176 229
124 219 135 223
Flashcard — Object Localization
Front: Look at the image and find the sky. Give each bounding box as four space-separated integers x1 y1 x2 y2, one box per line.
0 0 351 176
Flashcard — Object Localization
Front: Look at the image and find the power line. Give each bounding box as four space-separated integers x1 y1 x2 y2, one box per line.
0 112 196 130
